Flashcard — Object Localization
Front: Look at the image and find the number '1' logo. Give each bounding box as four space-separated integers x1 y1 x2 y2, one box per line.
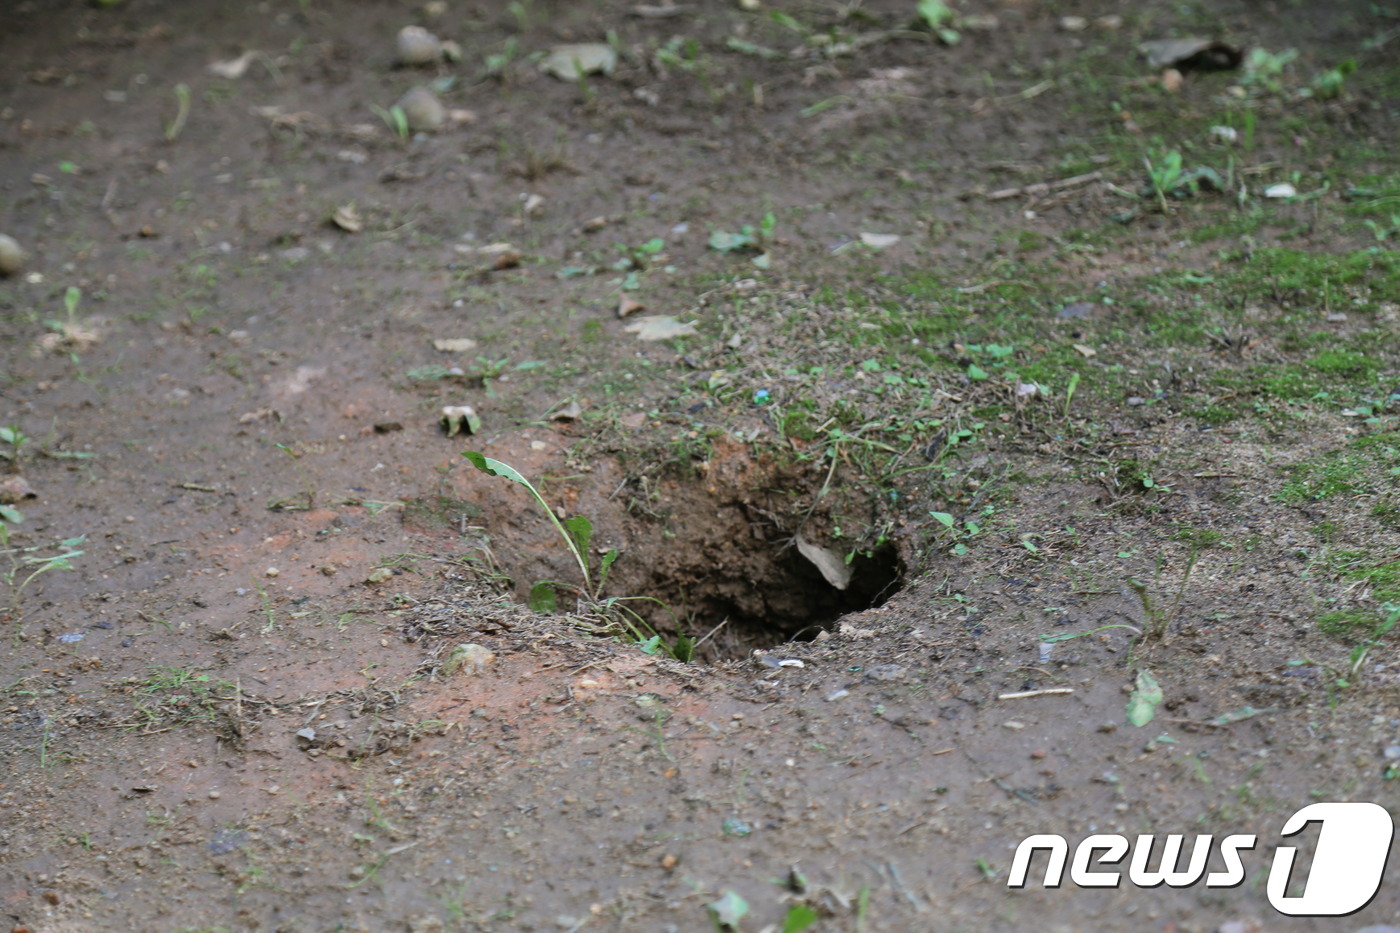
1268 801 1393 916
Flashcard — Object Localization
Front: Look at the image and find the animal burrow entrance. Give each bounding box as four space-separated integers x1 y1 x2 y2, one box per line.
451 437 906 661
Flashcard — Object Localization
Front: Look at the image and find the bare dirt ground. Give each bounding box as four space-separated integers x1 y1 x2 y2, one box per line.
2 1 1399 930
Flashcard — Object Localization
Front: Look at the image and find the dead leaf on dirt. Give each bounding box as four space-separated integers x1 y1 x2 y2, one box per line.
433 338 478 353
1073 343 1097 358
837 621 877 639
859 232 901 250
331 203 362 232
1139 38 1243 72
632 4 690 17
623 315 698 341
812 67 920 131
207 50 260 80
237 408 281 424
282 365 325 396
1057 302 1098 319
550 400 583 421
440 643 495 677
32 323 101 357
539 44 617 81
440 404 481 437
0 476 37 504
455 242 522 270
795 531 852 590
616 295 646 318
251 105 331 133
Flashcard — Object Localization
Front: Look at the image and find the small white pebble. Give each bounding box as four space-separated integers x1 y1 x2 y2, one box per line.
265 567 279 577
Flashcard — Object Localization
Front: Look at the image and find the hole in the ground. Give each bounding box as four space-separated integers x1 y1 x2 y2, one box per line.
453 437 907 661
636 536 906 660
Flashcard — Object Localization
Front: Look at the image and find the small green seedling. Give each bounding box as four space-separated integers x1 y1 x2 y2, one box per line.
615 237 665 271
916 0 961 44
931 509 985 555
0 426 27 463
481 37 520 79
1143 150 1223 211
709 212 776 254
1306 58 1356 99
45 286 83 336
1243 47 1298 94
1064 372 1081 418
1344 602 1399 686
370 103 410 141
1 509 85 623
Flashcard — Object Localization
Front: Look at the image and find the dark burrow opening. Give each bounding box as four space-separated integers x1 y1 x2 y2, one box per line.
451 442 909 662
636 538 907 661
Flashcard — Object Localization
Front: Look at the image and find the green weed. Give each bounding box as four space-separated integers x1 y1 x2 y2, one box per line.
463 452 693 660
1 509 85 626
369 103 409 141
709 213 776 263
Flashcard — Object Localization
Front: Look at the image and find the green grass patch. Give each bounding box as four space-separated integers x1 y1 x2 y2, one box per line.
1171 525 1226 548
1222 247 1400 314
1278 432 1400 503
1317 608 1381 638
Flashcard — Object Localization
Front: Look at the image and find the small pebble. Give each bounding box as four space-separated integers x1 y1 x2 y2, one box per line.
1383 745 1400 759
208 790 221 800
397 25 443 65
396 87 445 131
0 234 24 275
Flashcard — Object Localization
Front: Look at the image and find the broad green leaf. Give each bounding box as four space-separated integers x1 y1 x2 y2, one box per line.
707 890 749 929
597 549 619 592
931 511 956 528
528 581 557 613
782 903 818 933
967 364 989 381
1126 670 1164 727
463 451 527 486
671 632 695 663
565 515 591 559
917 0 954 27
